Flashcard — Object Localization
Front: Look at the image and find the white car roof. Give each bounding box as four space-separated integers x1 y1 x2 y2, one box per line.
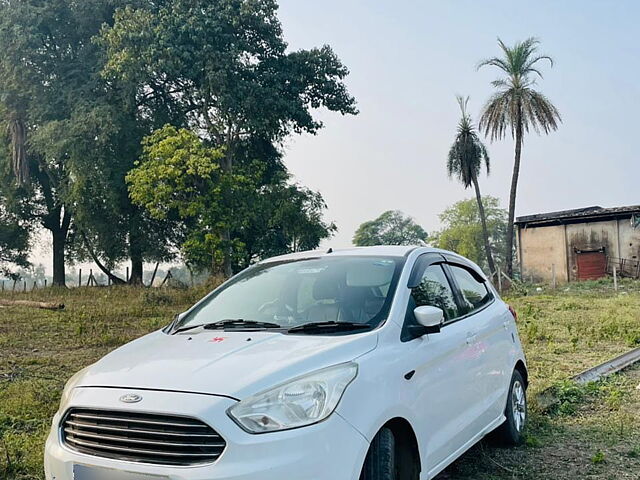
258 245 445 264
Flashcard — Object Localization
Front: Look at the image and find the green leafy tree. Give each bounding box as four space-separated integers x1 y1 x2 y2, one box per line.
128 126 336 271
0 0 181 286
430 197 509 272
100 0 357 277
353 210 428 247
478 37 561 277
0 0 131 286
0 0 98 285
447 96 495 275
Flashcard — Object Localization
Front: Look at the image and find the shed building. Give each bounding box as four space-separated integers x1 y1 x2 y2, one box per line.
515 205 640 283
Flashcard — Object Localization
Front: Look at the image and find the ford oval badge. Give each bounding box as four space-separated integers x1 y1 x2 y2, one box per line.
119 393 143 404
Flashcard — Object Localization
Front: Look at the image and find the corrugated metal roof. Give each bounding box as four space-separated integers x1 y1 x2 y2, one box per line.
516 205 640 227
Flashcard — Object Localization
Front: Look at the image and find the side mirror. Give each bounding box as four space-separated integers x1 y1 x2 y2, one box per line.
410 305 444 337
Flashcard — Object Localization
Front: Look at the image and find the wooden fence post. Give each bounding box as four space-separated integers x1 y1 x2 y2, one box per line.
148 262 160 287
552 264 557 289
78 269 82 288
160 270 173 287
613 266 618 291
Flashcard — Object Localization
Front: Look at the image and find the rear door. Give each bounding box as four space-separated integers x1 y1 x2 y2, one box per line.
445 263 511 427
402 259 481 471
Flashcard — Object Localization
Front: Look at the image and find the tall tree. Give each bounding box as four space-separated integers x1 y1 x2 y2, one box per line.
0 0 177 286
100 0 357 277
478 37 561 277
0 0 118 285
447 96 495 275
353 210 428 247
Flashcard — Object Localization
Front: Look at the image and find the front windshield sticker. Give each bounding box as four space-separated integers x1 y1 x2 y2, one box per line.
296 267 328 274
373 260 395 266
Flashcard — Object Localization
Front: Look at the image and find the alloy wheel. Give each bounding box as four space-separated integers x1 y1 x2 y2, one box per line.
511 379 526 432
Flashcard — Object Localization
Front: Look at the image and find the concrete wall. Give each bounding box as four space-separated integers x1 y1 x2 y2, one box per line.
518 215 640 283
518 224 568 283
618 217 640 262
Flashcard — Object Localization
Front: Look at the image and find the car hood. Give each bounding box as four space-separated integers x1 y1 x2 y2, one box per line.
76 329 378 399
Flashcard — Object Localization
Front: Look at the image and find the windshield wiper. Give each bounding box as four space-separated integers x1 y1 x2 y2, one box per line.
204 319 282 330
173 319 281 334
287 321 373 334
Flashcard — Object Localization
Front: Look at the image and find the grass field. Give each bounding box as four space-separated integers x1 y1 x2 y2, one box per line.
1 280 639 479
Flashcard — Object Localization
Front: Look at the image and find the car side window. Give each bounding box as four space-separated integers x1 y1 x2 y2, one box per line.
448 265 492 313
411 264 459 321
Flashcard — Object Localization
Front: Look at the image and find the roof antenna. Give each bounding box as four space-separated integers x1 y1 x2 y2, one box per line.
326 247 333 254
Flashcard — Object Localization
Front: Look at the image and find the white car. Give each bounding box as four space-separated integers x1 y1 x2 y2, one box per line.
45 246 528 480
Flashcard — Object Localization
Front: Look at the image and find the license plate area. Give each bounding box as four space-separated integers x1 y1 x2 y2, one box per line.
73 464 169 480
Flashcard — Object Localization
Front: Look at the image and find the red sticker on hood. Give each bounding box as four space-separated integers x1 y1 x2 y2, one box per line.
209 337 227 343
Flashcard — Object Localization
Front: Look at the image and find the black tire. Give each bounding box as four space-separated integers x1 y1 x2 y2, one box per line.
360 427 396 480
493 369 527 446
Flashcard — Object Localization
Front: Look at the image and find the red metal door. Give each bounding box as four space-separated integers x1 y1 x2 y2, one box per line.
576 252 606 280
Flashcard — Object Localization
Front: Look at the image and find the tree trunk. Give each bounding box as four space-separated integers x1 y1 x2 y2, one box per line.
51 228 67 287
472 175 496 276
49 208 71 288
129 254 144 285
506 112 524 278
220 135 234 279
128 214 144 285
220 229 233 278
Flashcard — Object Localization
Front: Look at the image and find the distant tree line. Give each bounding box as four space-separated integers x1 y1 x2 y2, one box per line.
0 0 356 286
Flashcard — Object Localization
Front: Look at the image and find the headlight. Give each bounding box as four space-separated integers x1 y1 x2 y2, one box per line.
227 362 358 433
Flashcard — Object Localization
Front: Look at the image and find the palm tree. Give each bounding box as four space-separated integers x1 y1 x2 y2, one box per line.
447 95 496 275
478 37 561 277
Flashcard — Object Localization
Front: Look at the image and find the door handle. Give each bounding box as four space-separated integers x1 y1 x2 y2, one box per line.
503 320 510 330
466 332 477 345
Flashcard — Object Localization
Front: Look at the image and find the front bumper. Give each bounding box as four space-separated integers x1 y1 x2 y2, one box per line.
45 387 369 480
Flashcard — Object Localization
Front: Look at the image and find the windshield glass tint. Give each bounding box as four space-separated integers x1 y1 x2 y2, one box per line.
176 256 404 331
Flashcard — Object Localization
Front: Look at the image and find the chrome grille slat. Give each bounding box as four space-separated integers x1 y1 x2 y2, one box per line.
65 420 220 437
65 437 216 457
64 428 226 448
61 408 226 466
69 412 204 428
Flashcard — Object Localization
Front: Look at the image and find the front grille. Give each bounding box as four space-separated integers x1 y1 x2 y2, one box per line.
61 408 226 466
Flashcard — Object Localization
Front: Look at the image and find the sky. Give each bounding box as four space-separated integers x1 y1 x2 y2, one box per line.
276 0 640 249
29 0 640 274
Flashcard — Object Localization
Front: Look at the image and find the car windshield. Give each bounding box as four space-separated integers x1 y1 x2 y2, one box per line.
174 256 405 332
